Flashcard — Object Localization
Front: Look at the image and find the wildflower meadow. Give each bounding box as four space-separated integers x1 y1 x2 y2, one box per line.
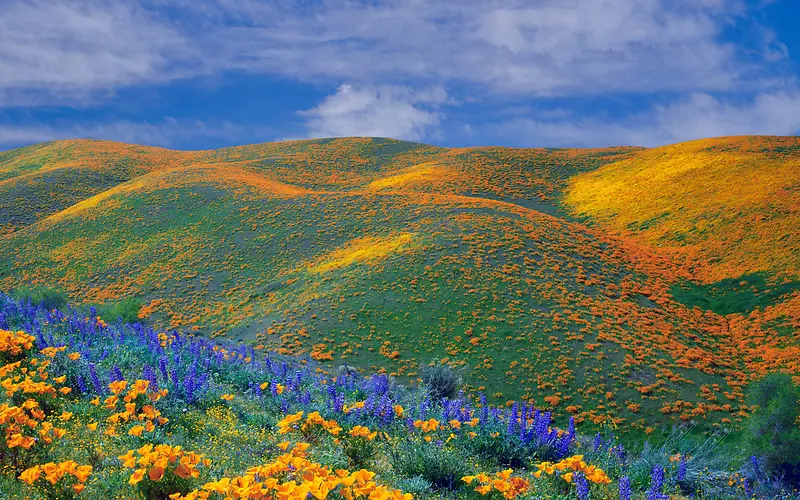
0 294 797 499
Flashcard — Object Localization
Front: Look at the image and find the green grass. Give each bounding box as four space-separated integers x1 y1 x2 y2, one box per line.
670 273 800 315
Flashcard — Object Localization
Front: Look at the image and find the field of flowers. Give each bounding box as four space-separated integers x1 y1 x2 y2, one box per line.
0 136 798 439
1 293 796 499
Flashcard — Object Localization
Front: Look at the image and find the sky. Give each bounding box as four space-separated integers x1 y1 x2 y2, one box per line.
1 0 799 151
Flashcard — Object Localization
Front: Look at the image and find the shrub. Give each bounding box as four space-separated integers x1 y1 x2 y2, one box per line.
420 363 462 401
342 426 378 468
97 298 143 324
628 425 732 497
744 372 800 486
393 476 432 494
11 286 67 311
460 426 530 467
390 439 471 490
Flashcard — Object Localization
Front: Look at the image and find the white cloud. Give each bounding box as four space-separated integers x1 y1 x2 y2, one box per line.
199 0 779 96
0 1 194 105
299 84 447 141
0 0 789 106
492 90 800 147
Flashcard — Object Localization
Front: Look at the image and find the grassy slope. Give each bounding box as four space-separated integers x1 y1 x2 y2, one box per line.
564 135 800 391
0 136 797 435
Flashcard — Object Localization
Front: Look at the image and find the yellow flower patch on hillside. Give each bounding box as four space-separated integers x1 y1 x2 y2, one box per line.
308 233 417 274
564 136 800 282
367 163 446 191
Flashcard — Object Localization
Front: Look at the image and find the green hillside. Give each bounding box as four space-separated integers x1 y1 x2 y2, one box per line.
1 136 798 435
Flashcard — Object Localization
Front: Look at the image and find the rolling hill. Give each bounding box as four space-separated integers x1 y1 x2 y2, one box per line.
1 135 798 435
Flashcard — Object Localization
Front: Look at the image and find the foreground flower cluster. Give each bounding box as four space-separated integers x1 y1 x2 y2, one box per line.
174 442 411 500
0 293 793 499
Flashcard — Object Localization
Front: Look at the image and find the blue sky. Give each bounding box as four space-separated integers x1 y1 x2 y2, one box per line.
1 0 799 150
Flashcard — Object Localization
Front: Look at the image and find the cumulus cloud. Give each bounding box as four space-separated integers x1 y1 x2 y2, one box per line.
204 0 755 96
0 0 789 105
0 0 194 106
299 84 447 141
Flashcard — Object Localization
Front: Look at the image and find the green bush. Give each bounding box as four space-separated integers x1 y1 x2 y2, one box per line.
11 286 68 311
745 372 800 486
460 425 529 467
342 434 377 468
420 362 462 401
97 298 143 324
392 476 432 494
390 439 471 490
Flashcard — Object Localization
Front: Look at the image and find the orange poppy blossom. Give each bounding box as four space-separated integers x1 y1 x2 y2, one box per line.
276 411 342 438
19 461 92 495
533 455 612 484
169 441 411 500
462 469 530 499
0 329 35 358
118 444 211 486
348 425 377 441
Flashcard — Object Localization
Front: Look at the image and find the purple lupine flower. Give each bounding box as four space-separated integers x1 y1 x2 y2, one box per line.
36 329 47 349
88 363 103 394
158 357 169 381
619 476 632 500
418 399 429 420
334 393 345 413
519 425 529 444
575 472 589 500
170 368 179 389
677 456 687 482
142 364 159 392
326 385 337 407
593 433 604 452
750 455 761 479
647 466 668 500
616 444 628 466
76 375 87 394
743 478 753 497
556 433 572 458
508 403 519 434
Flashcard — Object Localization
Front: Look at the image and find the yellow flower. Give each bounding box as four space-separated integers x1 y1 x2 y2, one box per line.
109 380 128 395
19 466 41 485
129 468 146 485
128 425 145 437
